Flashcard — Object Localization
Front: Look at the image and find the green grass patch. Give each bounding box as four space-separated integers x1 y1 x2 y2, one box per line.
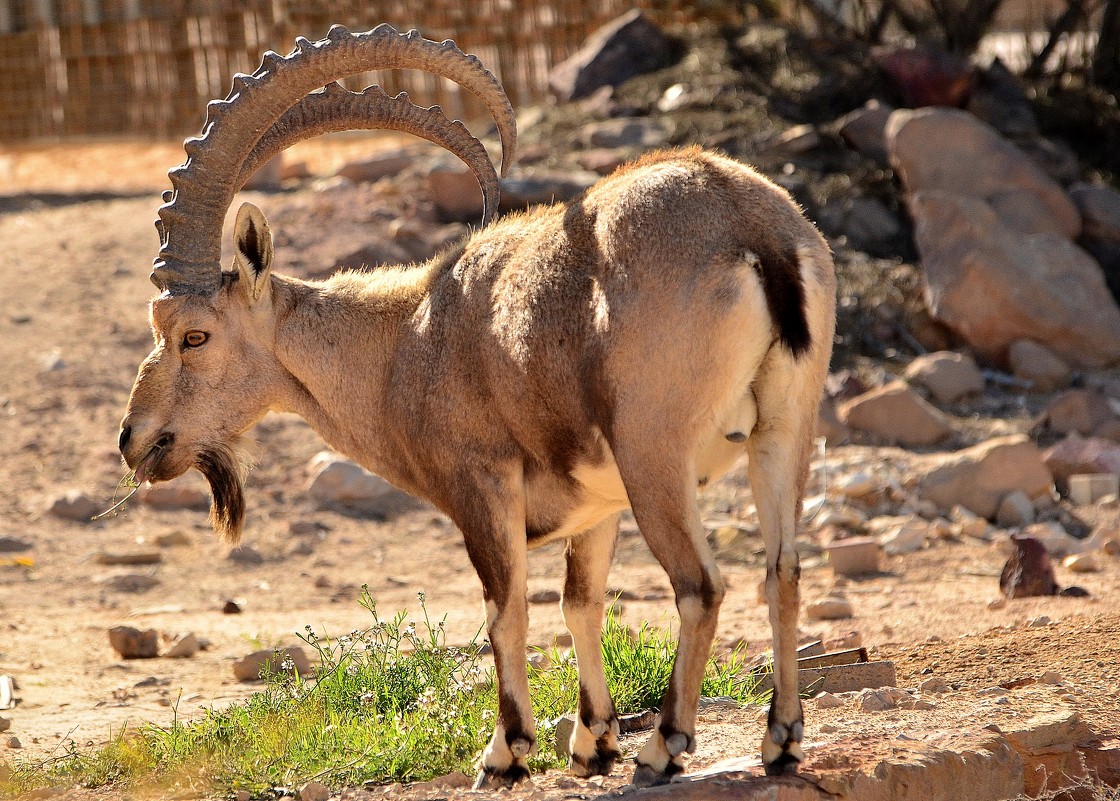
0 589 763 799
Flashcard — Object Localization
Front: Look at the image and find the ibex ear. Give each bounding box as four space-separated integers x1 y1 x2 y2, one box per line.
233 203 273 304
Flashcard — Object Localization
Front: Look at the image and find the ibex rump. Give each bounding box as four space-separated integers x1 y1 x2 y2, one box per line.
119 25 836 788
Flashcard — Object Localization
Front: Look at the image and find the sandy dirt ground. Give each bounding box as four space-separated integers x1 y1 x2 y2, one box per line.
1 141 1118 799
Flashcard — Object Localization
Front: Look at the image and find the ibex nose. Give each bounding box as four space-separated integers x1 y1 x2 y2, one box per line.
118 423 132 453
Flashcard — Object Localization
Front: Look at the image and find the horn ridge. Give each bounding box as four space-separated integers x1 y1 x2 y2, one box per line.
153 23 515 294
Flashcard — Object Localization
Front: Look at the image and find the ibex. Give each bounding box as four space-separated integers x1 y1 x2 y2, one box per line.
119 24 835 788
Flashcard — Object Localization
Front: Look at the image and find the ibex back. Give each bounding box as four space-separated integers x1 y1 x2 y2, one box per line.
118 24 836 788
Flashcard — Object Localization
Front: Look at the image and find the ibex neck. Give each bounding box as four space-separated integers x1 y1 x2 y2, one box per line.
269 265 434 478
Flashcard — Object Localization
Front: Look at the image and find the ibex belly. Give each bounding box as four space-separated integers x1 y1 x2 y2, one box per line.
536 392 757 544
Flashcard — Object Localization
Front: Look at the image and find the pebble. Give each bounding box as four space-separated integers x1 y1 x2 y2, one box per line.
104 574 161 593
227 545 264 565
407 772 472 792
1029 615 1052 627
1040 670 1065 684
988 598 1007 610
299 780 331 801
155 531 192 547
920 676 950 693
6 736 20 749
163 632 201 659
0 717 9 732
814 692 845 708
806 597 855 621
857 688 903 712
108 626 160 659
1104 537 1120 556
0 536 32 552
46 490 101 522
235 792 252 801
95 550 162 566
824 630 863 650
222 600 243 614
836 471 877 499
1063 553 1101 573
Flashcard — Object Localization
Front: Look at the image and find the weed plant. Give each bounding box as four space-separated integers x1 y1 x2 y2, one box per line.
0 588 761 798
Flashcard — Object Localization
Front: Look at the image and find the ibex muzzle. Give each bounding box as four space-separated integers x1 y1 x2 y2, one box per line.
120 24 836 788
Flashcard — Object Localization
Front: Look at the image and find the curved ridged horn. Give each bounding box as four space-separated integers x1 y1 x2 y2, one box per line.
236 83 501 225
153 23 516 295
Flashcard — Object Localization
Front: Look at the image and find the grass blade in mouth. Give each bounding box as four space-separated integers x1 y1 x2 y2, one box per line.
91 468 143 521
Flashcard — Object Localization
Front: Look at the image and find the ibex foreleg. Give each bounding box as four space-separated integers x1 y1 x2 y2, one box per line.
454 463 536 789
562 515 622 777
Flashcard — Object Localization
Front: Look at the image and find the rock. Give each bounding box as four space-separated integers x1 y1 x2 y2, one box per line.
548 10 675 102
0 717 8 732
306 452 412 517
575 147 634 175
1040 671 1065 685
298 780 331 801
6 736 20 749
952 505 993 540
1044 389 1117 437
242 154 283 190
879 518 929 555
806 596 854 621
1007 340 1071 392
335 151 417 183
162 632 201 659
227 545 264 565
427 162 486 222
841 196 908 256
836 99 895 166
996 490 1036 528
824 630 863 650
1069 181 1120 242
580 118 668 149
920 676 950 693
857 687 901 712
1042 434 1120 492
1104 537 1120 556
838 381 952 446
1068 473 1120 506
499 170 599 212
873 46 972 108
528 589 561 605
1062 553 1100 573
813 691 845 708
408 772 473 793
0 536 32 552
103 574 161 593
761 124 821 157
95 550 162 566
222 600 243 614
1000 535 1059 598
905 192 1120 367
233 647 312 682
1019 521 1085 558
154 530 192 547
917 435 1054 518
817 505 867 528
903 351 985 405
108 626 160 659
888 107 1080 238
46 490 100 522
835 471 878 499
825 537 880 576
139 476 210 511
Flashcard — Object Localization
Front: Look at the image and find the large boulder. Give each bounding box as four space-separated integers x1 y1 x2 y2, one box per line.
916 434 1054 518
1042 434 1120 492
887 108 1080 238
907 192 1120 367
903 350 985 405
548 10 676 102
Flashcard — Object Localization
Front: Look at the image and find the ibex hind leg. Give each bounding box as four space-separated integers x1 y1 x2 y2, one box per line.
748 347 825 775
610 444 725 787
562 516 622 777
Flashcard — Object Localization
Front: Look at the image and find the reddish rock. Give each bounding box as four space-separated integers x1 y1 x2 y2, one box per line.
872 45 972 108
1042 434 1120 492
1043 389 1117 436
838 381 952 446
108 626 160 659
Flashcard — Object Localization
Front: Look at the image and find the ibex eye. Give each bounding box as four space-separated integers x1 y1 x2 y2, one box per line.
183 330 209 348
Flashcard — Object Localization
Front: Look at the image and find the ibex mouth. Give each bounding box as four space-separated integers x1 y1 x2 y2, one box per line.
133 433 174 484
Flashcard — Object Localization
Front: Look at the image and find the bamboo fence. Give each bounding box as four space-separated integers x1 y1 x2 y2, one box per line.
0 0 710 140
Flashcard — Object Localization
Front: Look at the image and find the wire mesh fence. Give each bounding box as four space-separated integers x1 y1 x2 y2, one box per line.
0 0 712 141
